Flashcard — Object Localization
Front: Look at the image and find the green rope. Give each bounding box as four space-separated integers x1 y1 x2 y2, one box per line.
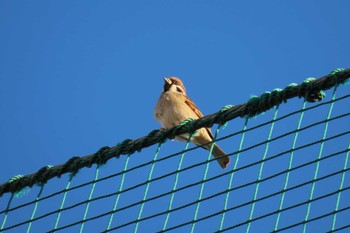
246 106 279 232
331 142 350 231
1 174 27 231
162 118 195 230
53 176 73 230
219 117 249 230
134 143 162 233
274 100 307 230
190 124 223 233
302 86 338 233
162 135 192 231
79 166 100 233
26 185 45 233
0 193 14 231
106 155 131 230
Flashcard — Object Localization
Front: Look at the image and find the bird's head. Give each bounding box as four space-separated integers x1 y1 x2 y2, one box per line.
163 77 187 95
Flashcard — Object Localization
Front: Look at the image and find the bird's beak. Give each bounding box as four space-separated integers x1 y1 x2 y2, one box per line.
164 78 172 85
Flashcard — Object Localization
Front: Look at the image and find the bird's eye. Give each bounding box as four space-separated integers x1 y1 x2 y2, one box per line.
176 87 183 93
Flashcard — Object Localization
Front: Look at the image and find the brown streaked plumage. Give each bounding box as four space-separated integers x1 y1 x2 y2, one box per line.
154 77 230 169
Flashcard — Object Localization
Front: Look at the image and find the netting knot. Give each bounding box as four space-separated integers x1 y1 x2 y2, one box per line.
58 156 81 178
8 175 24 183
220 104 234 112
179 118 198 135
93 146 111 165
33 165 53 185
283 84 298 103
116 139 133 155
270 88 283 106
218 104 234 126
298 78 325 102
154 129 168 144
7 175 29 197
246 95 260 117
330 68 347 85
305 90 325 103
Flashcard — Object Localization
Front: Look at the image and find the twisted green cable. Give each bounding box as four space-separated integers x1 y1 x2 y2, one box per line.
219 117 249 230
106 155 131 230
302 86 338 233
162 136 192 231
190 124 223 233
79 166 100 233
27 166 53 233
1 175 24 230
274 100 307 231
0 194 14 231
134 143 162 233
331 142 350 231
246 106 279 232
53 177 73 230
26 185 45 233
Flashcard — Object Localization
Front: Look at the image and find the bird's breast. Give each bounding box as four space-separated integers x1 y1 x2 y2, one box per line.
154 92 196 128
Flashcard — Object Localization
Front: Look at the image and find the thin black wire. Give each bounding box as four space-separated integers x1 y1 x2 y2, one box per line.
39 164 350 232
165 186 350 233
329 224 350 233
61 148 350 231
111 175 350 232
1 106 348 216
1 132 349 232
105 148 350 225
2 140 348 232
273 205 350 232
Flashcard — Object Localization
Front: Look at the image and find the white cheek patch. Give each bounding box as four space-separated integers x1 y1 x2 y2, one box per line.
169 85 178 92
169 84 185 94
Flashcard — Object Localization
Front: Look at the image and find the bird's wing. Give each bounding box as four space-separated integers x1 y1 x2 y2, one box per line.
184 96 203 118
184 96 214 140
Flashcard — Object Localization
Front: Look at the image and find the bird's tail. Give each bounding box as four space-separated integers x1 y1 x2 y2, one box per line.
211 144 231 169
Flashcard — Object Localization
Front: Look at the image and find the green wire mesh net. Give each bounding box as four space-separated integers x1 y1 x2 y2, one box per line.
0 69 349 232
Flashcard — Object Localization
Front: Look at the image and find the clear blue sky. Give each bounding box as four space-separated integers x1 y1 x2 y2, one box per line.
1 1 349 232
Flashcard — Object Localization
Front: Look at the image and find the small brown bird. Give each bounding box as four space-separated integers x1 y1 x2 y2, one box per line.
154 77 230 169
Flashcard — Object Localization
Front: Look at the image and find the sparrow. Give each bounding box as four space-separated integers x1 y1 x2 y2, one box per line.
154 77 230 169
